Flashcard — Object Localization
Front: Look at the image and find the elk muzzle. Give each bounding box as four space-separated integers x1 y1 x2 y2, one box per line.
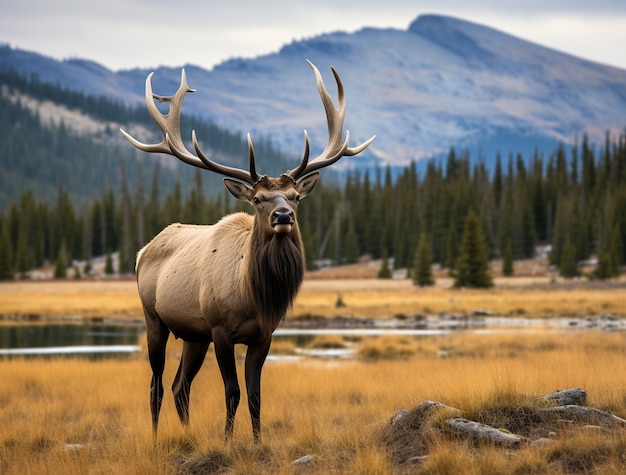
271 210 294 234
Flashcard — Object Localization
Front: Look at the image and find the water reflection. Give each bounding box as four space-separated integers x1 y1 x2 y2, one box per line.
0 323 144 358
1 314 622 359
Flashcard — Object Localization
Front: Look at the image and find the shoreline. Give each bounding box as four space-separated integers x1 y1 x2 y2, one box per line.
1 277 624 321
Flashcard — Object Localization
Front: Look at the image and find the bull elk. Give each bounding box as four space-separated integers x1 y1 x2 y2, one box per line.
120 60 374 441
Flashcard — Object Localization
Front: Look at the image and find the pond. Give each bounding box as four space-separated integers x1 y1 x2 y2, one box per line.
0 314 622 359
0 323 144 358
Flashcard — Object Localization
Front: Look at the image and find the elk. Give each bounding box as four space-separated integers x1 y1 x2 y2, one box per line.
120 60 374 441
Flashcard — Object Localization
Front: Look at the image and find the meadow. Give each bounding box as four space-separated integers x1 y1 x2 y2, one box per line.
1 275 626 473
1 272 625 320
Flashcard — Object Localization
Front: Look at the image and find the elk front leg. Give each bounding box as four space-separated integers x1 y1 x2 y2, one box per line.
213 330 240 439
245 337 272 442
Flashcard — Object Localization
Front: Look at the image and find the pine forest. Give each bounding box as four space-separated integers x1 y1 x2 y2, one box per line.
2 131 626 282
1 71 625 283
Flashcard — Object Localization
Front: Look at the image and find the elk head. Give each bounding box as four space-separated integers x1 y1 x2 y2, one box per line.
120 60 375 219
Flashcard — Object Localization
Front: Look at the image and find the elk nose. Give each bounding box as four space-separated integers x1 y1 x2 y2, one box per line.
274 211 294 224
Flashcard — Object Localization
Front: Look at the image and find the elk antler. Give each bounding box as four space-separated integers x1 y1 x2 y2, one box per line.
120 69 260 185
286 60 375 181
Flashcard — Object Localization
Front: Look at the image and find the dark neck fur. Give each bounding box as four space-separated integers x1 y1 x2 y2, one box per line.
248 221 305 335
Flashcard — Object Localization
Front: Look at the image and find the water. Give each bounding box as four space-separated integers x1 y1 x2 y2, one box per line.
1 314 622 359
0 323 144 358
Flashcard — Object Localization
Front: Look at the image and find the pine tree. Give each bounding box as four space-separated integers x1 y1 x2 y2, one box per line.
502 238 514 277
454 209 493 288
53 244 67 279
559 238 578 278
595 225 622 279
377 250 392 279
0 225 14 280
104 249 115 275
595 251 615 280
412 232 434 287
343 220 359 264
609 224 623 277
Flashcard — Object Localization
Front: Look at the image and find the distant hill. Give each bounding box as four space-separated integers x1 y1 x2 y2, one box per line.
2 14 626 176
0 70 293 209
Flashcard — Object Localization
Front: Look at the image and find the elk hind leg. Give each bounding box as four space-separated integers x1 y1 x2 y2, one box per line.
145 311 170 433
172 340 210 426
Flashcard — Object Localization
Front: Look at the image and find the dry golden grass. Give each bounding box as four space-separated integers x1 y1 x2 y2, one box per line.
1 271 626 473
1 274 625 320
294 277 626 319
2 331 626 473
0 279 143 319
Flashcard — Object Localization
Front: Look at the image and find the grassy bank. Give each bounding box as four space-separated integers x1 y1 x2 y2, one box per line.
1 276 625 320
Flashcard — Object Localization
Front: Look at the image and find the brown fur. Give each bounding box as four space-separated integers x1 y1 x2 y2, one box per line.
136 210 304 339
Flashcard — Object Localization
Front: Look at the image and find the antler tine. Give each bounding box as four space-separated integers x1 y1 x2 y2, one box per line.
191 131 259 184
246 133 260 183
287 61 375 180
121 69 257 185
288 130 311 180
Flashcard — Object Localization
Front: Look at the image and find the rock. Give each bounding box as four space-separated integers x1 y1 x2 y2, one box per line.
390 410 409 425
543 388 587 406
530 437 554 446
541 405 626 428
292 455 313 465
64 443 86 451
445 418 523 447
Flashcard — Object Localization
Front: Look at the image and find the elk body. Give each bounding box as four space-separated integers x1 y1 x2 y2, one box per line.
121 61 373 441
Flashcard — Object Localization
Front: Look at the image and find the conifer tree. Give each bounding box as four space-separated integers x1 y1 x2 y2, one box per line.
343 220 359 264
610 224 623 275
104 249 115 275
595 225 622 279
15 225 31 277
559 238 578 278
377 250 392 279
53 244 67 278
595 251 616 280
412 232 434 287
454 209 493 288
502 238 514 277
0 225 14 280
444 225 458 271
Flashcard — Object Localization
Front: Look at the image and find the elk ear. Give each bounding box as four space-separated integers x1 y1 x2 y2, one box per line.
223 178 254 202
295 172 320 199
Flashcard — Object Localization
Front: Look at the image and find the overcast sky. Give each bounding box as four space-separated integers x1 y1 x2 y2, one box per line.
2 0 626 71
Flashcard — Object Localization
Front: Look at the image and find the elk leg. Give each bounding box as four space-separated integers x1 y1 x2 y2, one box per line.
245 337 272 442
213 330 240 439
145 312 170 433
172 340 210 426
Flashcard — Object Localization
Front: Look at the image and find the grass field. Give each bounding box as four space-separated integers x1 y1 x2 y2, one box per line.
1 272 626 473
2 331 626 473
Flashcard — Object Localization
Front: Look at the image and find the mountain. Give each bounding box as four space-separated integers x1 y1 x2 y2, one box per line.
2 14 626 174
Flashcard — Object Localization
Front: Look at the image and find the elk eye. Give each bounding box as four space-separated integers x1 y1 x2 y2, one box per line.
294 195 300 202
253 197 261 205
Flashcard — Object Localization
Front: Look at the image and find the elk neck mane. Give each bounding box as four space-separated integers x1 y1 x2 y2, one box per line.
247 217 305 334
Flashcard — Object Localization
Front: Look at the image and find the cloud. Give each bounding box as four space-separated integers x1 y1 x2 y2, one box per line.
2 0 626 70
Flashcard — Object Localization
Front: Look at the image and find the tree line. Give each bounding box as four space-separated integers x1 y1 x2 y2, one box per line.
1 130 625 284
0 69 294 210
